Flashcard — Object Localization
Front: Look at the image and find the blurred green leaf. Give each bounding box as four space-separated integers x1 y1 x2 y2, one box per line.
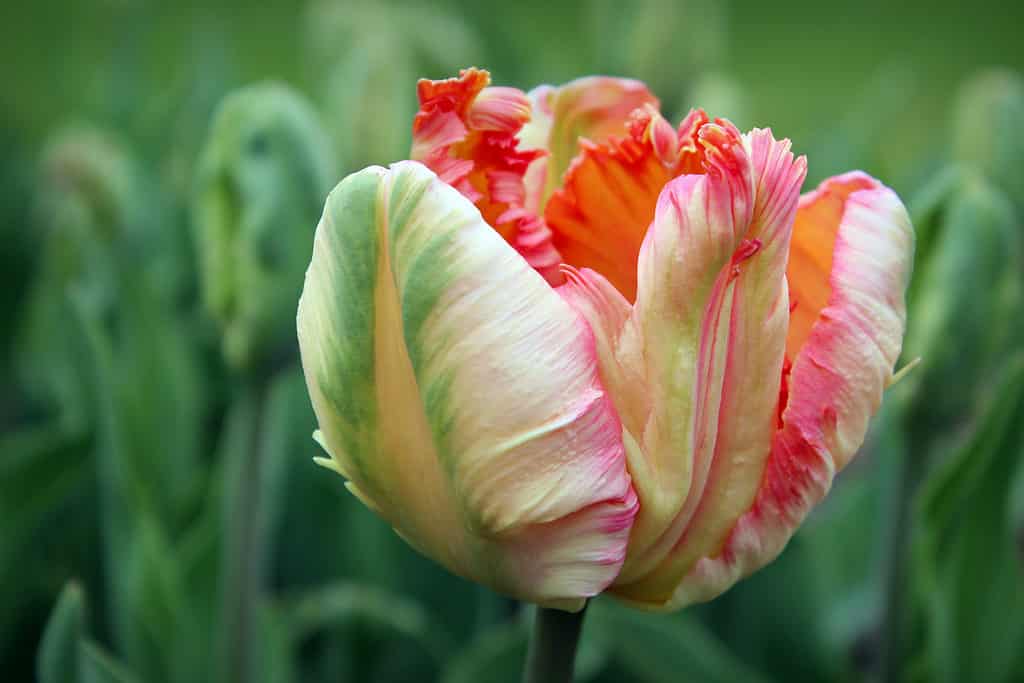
0 425 92 550
952 68 1024 208
15 125 142 431
283 582 449 682
71 225 212 683
37 583 143 683
256 603 296 683
900 171 1023 440
37 582 86 683
915 354 1024 683
587 0 724 114
79 641 141 683
304 2 483 172
440 619 526 683
286 582 449 653
587 599 774 683
0 426 95 663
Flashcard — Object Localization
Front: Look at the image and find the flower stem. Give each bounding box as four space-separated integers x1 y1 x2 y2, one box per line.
878 435 924 682
522 603 588 683
223 376 271 683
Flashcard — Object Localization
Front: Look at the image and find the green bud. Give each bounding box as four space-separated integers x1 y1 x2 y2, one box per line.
901 168 1022 438
952 69 1024 209
16 126 142 429
685 71 748 128
304 2 481 171
193 83 335 370
588 0 725 107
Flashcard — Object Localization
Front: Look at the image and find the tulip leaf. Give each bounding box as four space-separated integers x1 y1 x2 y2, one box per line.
285 582 449 654
915 353 1024 683
900 173 1023 437
586 599 775 683
0 426 95 663
37 582 86 683
440 619 528 683
280 581 449 682
255 602 296 683
79 641 141 683
37 585 143 683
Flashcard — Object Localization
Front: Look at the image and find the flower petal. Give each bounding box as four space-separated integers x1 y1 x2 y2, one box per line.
561 125 811 609
297 161 636 608
520 76 660 209
545 108 710 301
666 172 913 608
410 68 561 281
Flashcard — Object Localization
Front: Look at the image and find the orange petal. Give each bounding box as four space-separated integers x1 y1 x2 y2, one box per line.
785 172 878 361
411 68 560 281
519 77 660 210
545 108 709 301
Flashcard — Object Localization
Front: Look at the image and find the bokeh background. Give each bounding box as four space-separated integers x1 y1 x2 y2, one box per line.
2 0 1023 681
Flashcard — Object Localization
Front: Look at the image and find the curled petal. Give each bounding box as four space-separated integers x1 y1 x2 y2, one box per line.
520 76 660 212
545 108 710 301
667 172 913 607
561 126 814 610
297 161 637 609
411 68 560 281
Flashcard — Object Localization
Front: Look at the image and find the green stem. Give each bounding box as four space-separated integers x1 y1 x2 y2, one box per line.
878 438 924 682
224 376 271 683
522 603 588 683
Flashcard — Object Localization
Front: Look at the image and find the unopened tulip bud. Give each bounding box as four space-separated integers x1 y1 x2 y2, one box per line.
304 1 481 171
17 126 141 428
194 84 335 370
952 69 1024 209
901 169 1022 436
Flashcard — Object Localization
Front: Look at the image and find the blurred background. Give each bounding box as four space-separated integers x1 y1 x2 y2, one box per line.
2 0 1023 681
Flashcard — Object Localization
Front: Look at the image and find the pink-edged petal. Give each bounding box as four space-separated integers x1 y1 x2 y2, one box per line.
410 69 561 281
560 124 813 609
617 129 807 607
298 161 636 609
667 172 913 607
519 76 660 213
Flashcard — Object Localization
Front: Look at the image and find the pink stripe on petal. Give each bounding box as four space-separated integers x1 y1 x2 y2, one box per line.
665 175 912 608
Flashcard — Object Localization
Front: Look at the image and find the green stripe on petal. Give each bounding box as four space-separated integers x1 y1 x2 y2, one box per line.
300 168 382 487
298 161 637 608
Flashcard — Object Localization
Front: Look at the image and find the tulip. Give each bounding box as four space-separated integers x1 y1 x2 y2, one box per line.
297 68 914 611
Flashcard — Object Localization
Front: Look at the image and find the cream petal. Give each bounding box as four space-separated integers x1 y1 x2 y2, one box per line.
297 161 636 607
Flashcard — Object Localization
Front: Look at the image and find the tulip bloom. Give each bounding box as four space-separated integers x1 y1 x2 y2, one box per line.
297 68 913 611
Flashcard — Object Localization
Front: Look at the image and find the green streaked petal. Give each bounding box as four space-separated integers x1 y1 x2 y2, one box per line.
297 161 636 607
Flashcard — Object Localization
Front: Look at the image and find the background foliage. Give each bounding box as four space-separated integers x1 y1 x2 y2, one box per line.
2 0 1023 681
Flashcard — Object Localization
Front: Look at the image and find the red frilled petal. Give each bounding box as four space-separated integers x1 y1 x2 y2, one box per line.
666 172 913 607
544 108 711 301
411 68 561 282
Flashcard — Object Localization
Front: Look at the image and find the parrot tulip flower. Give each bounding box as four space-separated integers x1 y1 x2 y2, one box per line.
297 68 914 612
